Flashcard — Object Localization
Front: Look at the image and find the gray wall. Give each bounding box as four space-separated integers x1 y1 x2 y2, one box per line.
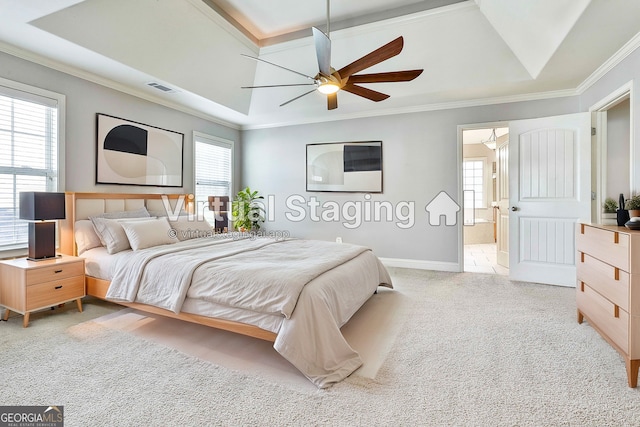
606 99 630 201
242 97 579 266
0 51 241 194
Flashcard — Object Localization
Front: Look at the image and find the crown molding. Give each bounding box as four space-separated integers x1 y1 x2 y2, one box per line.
240 88 577 130
576 31 640 94
0 41 243 130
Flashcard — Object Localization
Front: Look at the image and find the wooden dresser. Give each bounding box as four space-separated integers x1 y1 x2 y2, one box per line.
576 223 640 387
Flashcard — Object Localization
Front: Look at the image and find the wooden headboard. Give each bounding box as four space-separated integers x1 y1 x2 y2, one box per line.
60 192 188 256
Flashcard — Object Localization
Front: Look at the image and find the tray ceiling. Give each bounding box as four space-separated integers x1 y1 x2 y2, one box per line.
0 0 639 128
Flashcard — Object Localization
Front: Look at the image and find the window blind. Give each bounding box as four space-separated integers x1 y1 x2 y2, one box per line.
0 91 59 249
194 133 233 219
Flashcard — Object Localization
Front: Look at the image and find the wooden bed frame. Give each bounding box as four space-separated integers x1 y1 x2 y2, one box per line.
59 192 277 342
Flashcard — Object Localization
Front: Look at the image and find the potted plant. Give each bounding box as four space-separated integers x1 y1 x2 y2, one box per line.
626 195 640 218
231 187 265 231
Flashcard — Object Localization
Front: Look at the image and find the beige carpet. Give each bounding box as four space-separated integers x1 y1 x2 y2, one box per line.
2 268 640 426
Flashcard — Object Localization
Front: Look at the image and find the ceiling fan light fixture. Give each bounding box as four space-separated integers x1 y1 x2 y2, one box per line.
317 82 340 94
240 0 423 110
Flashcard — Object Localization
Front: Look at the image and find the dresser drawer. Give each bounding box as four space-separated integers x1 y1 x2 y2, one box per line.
577 282 629 353
25 261 84 286
26 276 85 311
577 252 629 311
576 224 629 271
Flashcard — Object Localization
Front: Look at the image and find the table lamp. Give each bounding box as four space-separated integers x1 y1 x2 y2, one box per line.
19 192 65 260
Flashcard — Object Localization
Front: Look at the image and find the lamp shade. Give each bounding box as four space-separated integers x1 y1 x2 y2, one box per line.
19 192 65 220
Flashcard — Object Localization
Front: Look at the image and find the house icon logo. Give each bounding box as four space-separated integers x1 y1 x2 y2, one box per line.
425 191 460 226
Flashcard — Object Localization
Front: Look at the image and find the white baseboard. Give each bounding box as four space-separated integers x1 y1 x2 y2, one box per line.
379 257 461 272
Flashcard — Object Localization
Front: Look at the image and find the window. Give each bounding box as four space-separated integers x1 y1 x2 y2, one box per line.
0 79 64 251
193 132 233 221
463 158 486 224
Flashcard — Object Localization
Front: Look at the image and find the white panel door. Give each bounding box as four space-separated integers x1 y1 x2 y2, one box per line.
496 139 509 268
509 113 591 286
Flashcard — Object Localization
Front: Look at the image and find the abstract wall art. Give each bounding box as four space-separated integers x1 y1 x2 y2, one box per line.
306 141 382 192
96 113 184 187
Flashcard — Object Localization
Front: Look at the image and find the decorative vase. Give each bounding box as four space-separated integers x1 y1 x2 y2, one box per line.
618 209 630 226
630 210 640 219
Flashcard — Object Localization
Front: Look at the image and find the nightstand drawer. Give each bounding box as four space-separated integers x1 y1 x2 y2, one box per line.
26 276 85 310
577 252 629 311
25 261 84 286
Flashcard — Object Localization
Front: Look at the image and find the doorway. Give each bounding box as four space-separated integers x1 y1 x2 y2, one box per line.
590 82 633 224
461 125 509 275
460 113 593 285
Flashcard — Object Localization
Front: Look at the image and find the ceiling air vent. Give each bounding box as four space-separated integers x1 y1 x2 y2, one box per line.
146 82 178 93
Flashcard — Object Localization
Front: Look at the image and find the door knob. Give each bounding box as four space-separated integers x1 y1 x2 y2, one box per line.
511 206 518 211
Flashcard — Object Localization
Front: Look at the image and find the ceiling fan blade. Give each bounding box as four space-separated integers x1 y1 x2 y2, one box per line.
342 84 390 102
327 93 338 110
312 27 332 76
349 69 423 84
241 54 317 82
242 83 316 89
280 88 317 107
336 36 404 79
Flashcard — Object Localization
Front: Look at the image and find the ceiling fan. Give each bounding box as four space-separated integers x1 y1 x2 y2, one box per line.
241 0 423 110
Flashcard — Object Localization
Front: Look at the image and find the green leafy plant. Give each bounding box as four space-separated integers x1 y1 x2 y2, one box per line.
603 197 618 213
231 187 265 231
626 195 640 210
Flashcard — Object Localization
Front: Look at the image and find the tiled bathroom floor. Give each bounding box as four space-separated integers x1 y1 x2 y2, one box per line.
464 243 509 276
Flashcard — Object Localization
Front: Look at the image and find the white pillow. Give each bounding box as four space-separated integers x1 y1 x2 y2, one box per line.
120 217 178 251
90 216 156 254
89 207 152 249
168 215 213 241
75 220 102 255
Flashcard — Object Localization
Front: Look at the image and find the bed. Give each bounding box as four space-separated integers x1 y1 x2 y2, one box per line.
59 192 393 388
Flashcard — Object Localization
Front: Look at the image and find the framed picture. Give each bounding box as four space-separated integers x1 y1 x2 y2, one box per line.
96 113 184 187
306 141 382 192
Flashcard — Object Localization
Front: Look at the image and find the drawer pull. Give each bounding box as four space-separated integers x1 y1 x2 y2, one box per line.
55 285 63 290
54 269 63 273
614 268 620 281
614 305 620 318
614 232 619 244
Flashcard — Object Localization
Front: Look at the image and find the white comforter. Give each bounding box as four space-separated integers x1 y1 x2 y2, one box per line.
105 236 392 387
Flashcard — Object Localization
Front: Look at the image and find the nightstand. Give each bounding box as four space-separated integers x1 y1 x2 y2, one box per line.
0 255 85 327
